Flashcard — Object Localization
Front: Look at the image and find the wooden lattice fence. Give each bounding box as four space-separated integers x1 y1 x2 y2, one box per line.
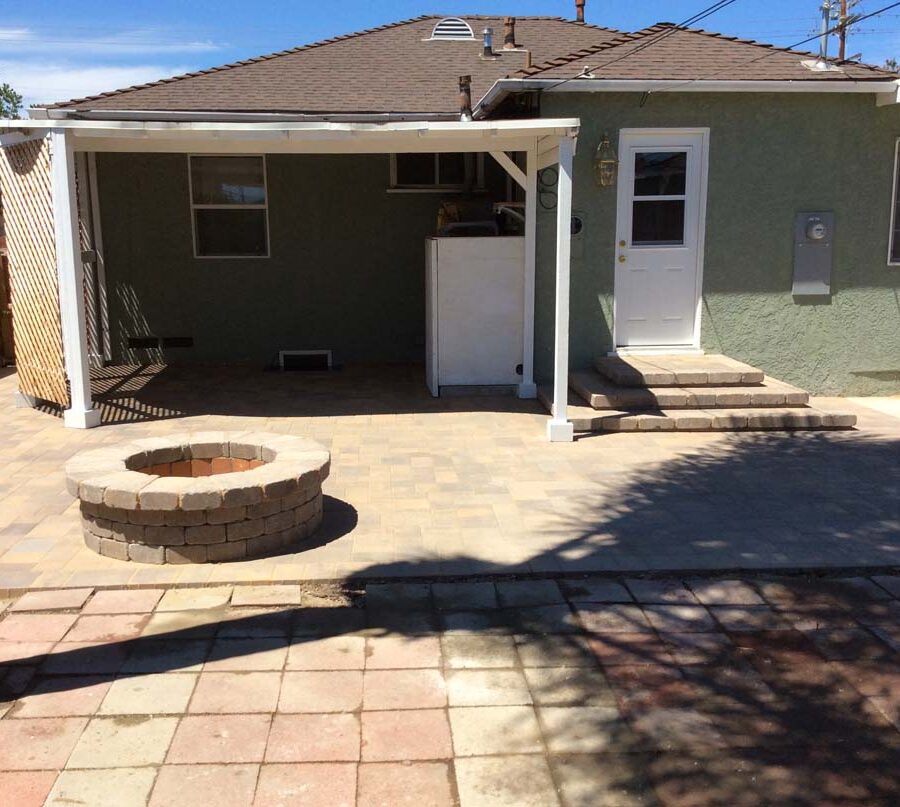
0 137 69 407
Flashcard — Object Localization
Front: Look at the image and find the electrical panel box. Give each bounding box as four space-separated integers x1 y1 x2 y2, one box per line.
792 211 833 297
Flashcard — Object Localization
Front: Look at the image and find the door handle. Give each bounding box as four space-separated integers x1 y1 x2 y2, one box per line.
618 255 626 263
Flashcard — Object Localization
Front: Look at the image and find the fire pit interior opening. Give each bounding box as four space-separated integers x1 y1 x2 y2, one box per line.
130 442 272 477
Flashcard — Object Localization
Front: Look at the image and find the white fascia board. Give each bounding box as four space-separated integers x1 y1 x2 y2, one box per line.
0 117 580 154
475 77 900 115
0 117 578 136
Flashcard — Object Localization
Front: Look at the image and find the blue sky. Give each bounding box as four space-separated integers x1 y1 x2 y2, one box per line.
2 0 899 105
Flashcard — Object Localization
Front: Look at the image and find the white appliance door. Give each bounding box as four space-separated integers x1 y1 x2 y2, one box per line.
437 237 524 386
614 131 707 348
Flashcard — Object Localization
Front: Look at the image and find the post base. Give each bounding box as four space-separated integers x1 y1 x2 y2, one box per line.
64 407 102 429
517 382 538 399
14 391 38 409
546 418 574 442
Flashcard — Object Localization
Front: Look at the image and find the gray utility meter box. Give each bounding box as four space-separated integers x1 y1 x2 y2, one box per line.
792 211 834 297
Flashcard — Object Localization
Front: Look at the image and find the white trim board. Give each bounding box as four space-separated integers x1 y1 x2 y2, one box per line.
888 137 900 266
475 78 900 115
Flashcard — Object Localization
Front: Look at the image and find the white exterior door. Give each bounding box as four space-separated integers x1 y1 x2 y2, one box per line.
614 129 709 349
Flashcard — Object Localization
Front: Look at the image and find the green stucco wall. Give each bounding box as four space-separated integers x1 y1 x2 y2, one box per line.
96 153 478 366
536 92 900 395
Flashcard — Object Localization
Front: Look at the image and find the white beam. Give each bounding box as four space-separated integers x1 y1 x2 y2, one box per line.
488 150 527 190
3 117 580 137
50 129 100 428
518 144 538 400
70 135 538 155
0 131 46 147
547 135 575 443
876 81 900 105
536 147 560 172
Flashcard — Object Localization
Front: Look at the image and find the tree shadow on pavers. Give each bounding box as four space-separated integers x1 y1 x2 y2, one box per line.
540 431 900 573
82 362 545 426
2 574 900 805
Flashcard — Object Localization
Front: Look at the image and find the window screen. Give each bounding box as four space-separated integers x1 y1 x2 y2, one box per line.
189 156 268 257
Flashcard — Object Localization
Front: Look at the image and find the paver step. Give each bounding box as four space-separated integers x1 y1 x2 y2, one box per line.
570 370 809 410
538 388 857 432
595 353 765 387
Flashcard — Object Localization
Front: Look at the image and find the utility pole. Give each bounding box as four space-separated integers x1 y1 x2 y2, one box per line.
838 0 848 60
837 0 862 62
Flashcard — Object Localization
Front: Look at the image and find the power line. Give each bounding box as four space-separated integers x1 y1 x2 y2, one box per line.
650 0 900 94
538 0 740 93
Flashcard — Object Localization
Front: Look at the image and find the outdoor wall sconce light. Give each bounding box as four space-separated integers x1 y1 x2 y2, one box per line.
593 133 618 187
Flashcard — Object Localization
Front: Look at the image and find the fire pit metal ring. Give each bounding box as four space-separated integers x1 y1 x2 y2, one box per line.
65 431 330 564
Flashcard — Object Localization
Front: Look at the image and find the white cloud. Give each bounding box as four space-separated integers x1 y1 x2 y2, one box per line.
0 27 220 56
0 28 31 41
0 61 195 107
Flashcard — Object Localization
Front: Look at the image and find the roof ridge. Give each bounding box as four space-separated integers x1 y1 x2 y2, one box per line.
46 14 437 110
434 13 621 32
513 29 656 77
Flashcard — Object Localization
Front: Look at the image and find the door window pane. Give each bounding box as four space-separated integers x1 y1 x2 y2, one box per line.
194 209 268 256
632 200 685 246
190 157 266 205
634 151 687 196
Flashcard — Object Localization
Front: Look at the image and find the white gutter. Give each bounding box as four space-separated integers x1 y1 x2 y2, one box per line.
474 77 900 117
30 108 460 123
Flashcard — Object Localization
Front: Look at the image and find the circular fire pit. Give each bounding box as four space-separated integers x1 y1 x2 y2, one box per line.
65 432 330 564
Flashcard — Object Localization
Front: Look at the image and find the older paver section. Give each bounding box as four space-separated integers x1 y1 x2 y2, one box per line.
0 574 899 804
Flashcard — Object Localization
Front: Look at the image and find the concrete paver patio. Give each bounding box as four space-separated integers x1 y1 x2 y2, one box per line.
0 364 898 590
1 575 899 806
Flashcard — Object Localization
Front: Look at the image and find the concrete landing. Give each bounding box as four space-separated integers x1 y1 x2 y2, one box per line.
543 352 857 433
596 353 765 387
570 371 809 411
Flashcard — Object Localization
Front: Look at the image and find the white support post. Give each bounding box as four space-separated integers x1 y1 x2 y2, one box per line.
547 135 575 442
518 143 538 399
51 129 100 429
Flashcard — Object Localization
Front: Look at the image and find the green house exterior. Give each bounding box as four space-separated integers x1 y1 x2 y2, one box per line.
3 15 900 434
534 91 900 395
93 90 900 395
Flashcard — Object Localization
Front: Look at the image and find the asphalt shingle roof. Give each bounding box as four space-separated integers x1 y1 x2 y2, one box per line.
45 17 896 115
47 16 622 113
515 24 896 83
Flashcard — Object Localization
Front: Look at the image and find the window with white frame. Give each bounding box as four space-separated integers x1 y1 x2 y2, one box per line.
189 155 269 257
890 140 900 264
389 152 484 191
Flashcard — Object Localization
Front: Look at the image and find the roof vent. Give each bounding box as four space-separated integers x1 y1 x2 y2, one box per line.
431 17 475 40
